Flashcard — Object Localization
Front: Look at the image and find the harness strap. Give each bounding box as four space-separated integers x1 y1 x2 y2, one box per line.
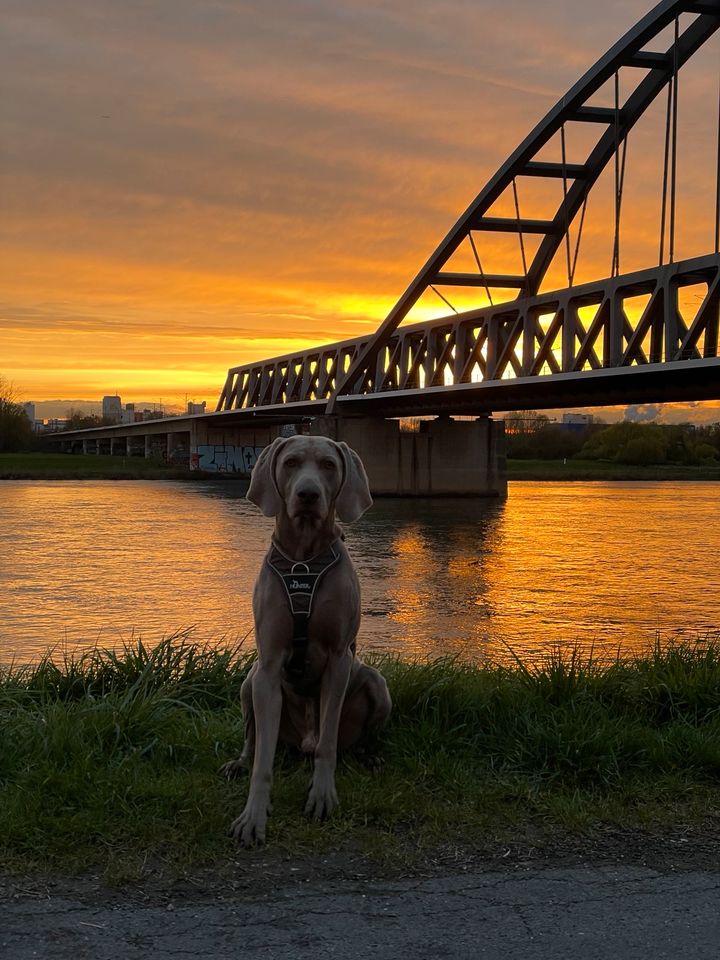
265 540 341 681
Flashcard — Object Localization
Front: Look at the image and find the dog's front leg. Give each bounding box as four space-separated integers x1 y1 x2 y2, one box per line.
305 650 352 820
230 663 282 846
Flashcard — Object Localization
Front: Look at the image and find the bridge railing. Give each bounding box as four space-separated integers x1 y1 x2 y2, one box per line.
216 254 720 412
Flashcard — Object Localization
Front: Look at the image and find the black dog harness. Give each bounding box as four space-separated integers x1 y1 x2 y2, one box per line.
266 538 341 688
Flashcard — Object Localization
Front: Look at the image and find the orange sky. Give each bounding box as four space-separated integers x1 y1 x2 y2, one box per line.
2 0 720 422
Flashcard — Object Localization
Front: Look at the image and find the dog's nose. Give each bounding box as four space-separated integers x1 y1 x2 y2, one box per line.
297 487 320 504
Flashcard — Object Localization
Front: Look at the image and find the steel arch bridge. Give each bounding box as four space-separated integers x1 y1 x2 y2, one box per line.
217 0 720 420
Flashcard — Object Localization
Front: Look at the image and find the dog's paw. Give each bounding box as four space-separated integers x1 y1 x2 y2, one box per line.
219 758 249 780
353 744 385 774
229 800 270 847
304 777 338 821
361 752 385 774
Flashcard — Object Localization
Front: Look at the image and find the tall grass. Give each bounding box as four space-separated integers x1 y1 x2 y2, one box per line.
1 633 720 876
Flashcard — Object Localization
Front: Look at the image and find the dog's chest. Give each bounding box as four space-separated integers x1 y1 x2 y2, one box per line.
265 541 341 620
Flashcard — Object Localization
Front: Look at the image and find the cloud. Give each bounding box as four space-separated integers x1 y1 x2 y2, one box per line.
2 0 719 403
623 403 662 423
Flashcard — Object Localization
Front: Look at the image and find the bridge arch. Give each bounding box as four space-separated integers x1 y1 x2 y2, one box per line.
332 0 720 404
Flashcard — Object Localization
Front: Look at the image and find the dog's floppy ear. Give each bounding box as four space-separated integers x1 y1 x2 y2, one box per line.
335 441 372 523
247 437 288 516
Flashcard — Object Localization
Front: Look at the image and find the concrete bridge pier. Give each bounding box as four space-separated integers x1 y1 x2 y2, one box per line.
167 431 189 463
309 416 507 497
126 435 144 457
144 435 167 459
189 419 278 472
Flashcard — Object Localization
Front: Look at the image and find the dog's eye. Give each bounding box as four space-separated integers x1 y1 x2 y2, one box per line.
284 457 299 469
321 459 336 470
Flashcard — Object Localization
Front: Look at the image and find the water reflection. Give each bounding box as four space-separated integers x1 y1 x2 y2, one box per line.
349 498 506 657
0 480 717 664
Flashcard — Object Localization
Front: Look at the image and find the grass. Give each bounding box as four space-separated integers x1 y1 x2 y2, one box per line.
0 452 200 480
2 635 720 879
507 458 720 481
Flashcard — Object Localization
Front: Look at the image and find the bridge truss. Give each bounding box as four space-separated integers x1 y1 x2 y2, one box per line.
217 0 720 417
217 254 720 416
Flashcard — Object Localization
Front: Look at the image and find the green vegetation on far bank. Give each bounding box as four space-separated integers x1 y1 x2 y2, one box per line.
3 451 720 484
506 415 720 466
0 452 202 481
504 416 720 479
2 636 720 880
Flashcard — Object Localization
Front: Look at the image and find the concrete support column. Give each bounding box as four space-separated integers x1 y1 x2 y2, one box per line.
144 435 151 459
167 431 190 466
310 415 506 497
126 434 144 456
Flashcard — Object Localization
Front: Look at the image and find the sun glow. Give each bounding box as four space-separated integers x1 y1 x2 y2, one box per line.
4 0 720 416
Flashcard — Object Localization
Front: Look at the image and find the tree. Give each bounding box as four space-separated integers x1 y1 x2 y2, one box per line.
578 422 669 463
620 434 667 465
0 376 33 452
503 410 550 435
64 409 105 431
576 420 719 466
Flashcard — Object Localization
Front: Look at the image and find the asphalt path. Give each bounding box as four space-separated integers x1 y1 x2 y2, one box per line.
3 863 720 959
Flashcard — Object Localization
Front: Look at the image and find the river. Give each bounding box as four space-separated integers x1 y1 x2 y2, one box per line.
0 480 717 664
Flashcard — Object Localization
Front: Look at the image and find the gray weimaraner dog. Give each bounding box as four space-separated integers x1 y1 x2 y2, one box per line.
221 434 391 846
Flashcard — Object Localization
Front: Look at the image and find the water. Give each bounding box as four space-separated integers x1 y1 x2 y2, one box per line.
0 480 717 664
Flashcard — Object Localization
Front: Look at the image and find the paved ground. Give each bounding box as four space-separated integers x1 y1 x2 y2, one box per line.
3 862 720 959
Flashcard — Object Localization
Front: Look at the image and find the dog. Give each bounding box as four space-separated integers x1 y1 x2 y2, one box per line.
221 434 392 846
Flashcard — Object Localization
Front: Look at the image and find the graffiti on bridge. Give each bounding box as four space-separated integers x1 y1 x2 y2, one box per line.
193 444 264 473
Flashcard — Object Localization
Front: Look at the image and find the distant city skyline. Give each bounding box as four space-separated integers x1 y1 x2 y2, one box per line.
20 396 720 427
25 398 186 421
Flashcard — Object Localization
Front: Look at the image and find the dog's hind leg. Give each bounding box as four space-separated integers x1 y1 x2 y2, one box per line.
338 664 391 769
219 666 256 779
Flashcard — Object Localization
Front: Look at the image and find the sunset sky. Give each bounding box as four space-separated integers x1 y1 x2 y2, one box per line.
2 0 720 420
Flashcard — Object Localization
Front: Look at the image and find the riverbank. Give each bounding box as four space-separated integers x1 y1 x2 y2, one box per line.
2 636 720 882
0 452 249 483
3 451 720 482
0 452 195 480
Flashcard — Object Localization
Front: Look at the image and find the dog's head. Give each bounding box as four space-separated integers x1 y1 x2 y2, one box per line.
247 435 372 525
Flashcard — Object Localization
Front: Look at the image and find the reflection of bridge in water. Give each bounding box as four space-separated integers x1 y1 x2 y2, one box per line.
55 0 720 495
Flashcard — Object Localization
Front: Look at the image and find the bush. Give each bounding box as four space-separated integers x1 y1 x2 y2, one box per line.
617 435 666 465
579 422 668 465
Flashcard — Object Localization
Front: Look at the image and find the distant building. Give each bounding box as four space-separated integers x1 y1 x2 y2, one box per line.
102 395 122 423
561 412 594 432
121 403 136 425
187 401 206 415
44 418 70 432
22 402 35 422
562 413 594 425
